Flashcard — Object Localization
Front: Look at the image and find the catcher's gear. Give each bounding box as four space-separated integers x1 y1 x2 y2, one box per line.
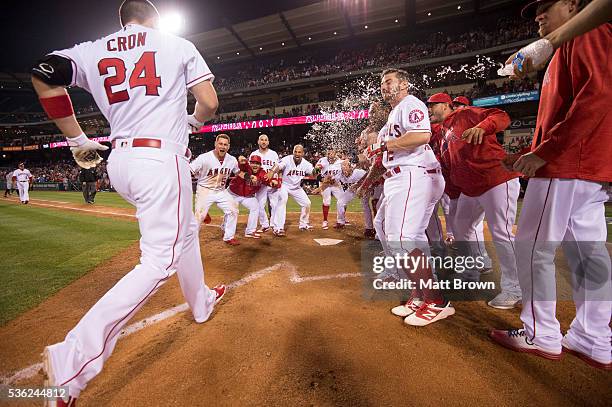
68 133 108 169
365 142 387 159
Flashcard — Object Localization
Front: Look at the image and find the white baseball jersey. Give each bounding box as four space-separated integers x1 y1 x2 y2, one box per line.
381 95 438 169
249 149 278 172
50 23 213 145
13 169 32 182
316 157 342 178
190 151 238 190
335 168 366 187
278 155 314 189
6 172 13 183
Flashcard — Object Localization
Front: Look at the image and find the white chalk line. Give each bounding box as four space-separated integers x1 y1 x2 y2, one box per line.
2 261 330 385
26 201 136 218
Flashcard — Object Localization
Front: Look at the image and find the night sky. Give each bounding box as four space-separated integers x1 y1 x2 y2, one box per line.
1 0 320 72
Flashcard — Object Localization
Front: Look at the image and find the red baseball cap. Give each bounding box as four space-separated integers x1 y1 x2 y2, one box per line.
427 93 452 104
521 0 557 18
249 155 262 164
452 96 470 106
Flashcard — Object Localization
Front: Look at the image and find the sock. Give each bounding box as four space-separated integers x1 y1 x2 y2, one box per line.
322 205 330 221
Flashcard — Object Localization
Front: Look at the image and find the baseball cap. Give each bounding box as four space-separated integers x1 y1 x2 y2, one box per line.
452 96 470 106
427 93 452 104
521 0 557 18
249 155 262 164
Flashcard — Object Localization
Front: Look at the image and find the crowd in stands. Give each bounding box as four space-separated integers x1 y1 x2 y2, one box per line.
213 16 538 91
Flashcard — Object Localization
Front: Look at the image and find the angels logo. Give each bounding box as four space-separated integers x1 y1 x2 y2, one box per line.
409 109 425 123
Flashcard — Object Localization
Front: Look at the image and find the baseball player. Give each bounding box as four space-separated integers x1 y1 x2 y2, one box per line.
428 92 520 310
228 154 278 239
491 0 611 370
31 1 226 404
315 149 343 230
190 134 240 245
12 163 32 204
4 170 14 197
366 68 453 327
249 134 279 233
334 160 371 230
270 144 315 235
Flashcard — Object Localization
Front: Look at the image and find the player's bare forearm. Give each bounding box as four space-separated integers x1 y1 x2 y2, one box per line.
386 131 431 152
190 80 219 122
31 77 83 138
545 0 612 49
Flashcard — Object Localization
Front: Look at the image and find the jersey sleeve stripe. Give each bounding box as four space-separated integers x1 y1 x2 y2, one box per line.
186 72 214 88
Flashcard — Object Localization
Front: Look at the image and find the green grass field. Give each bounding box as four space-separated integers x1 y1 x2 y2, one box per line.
1 192 611 325
0 199 139 325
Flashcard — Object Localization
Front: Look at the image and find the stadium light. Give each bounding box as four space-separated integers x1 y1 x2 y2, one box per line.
236 52 240 55
159 12 185 34
281 42 285 46
427 12 432 16
217 56 221 59
364 25 368 29
308 37 312 40
457 5 462 10
333 31 337 35
394 19 399 23
259 47 263 50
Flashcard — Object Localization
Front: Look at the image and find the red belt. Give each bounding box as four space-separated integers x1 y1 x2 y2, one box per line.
383 166 441 179
112 138 190 158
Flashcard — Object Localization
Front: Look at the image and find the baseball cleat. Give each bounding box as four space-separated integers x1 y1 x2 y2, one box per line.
562 337 611 370
333 223 345 229
322 221 329 230
203 214 212 224
256 227 270 233
487 292 522 310
391 297 423 317
404 301 455 326
224 238 240 246
213 284 227 305
299 225 313 231
490 328 562 360
43 347 77 406
364 229 376 239
273 229 286 237
478 267 493 275
244 233 262 239
345 220 351 225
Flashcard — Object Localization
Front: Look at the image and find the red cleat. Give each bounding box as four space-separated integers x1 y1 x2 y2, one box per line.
213 284 226 304
224 238 240 246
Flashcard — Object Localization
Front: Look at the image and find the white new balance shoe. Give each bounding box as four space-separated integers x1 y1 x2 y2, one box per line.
391 297 423 317
404 301 455 326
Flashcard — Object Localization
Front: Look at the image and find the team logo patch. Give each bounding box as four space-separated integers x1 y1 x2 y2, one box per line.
409 109 425 123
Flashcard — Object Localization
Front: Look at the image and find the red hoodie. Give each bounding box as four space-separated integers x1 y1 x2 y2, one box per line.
443 106 519 197
431 123 461 199
530 24 612 182
229 163 270 197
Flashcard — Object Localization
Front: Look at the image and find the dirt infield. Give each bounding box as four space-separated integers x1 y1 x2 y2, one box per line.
0 203 609 406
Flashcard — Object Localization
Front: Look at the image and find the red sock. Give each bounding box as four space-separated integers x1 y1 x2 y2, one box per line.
322 205 330 221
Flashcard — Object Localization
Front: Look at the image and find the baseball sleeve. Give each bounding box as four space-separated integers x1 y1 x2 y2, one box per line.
400 98 431 133
189 156 203 175
184 41 214 89
50 42 91 90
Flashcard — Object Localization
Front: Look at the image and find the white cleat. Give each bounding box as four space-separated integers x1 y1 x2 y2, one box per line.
404 301 455 326
487 292 522 310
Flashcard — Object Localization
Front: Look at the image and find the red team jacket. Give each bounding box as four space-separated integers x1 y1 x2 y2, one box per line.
431 123 461 199
229 163 270 197
530 24 612 182
443 106 519 197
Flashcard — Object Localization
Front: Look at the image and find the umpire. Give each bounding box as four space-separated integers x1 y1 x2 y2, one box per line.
79 165 99 204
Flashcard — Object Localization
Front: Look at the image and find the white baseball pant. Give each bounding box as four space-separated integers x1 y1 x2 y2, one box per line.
337 190 373 228
229 192 260 235
254 185 272 229
454 179 521 296
322 184 343 206
46 147 217 398
194 186 238 241
273 186 311 230
447 197 492 268
517 178 611 361
17 180 29 202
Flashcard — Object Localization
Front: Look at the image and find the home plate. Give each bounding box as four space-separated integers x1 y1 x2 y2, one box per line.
314 238 343 246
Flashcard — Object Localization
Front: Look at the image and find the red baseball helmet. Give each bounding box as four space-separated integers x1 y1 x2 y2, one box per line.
452 96 470 106
427 93 452 104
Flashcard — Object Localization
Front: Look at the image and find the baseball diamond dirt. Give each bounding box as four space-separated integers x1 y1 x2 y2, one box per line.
0 197 609 406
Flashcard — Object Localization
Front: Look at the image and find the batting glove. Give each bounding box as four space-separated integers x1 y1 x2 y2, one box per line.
187 114 205 133
67 133 108 169
365 142 387 159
